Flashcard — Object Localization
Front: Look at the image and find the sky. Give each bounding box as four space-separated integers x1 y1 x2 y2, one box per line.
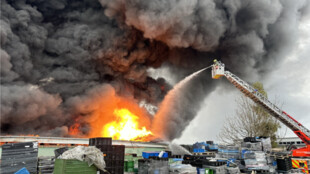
173 17 310 144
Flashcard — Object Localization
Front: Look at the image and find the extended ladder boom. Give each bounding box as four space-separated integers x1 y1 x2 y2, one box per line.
224 71 310 143
211 61 310 157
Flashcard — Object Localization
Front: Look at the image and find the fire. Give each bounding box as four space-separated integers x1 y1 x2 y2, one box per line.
102 108 152 141
81 87 154 141
68 123 80 136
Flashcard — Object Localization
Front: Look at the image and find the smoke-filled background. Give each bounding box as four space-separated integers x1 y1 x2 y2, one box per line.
1 0 309 140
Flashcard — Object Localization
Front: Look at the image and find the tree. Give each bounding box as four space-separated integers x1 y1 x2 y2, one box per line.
218 82 280 147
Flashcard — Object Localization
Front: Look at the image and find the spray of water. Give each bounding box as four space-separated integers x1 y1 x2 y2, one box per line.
152 66 213 140
168 143 192 155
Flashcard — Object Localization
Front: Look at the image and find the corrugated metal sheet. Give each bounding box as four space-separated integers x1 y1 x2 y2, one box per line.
0 136 168 148
1 142 38 174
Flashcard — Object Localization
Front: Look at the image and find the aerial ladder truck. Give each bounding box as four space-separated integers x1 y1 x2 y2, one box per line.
212 60 310 172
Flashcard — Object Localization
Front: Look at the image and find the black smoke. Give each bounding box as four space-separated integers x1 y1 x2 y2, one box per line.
1 0 309 138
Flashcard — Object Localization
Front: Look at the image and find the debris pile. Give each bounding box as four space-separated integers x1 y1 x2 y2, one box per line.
0 137 307 174
180 137 303 174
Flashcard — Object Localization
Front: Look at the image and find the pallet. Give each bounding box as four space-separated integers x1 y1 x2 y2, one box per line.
275 155 292 159
242 169 271 174
193 151 216 156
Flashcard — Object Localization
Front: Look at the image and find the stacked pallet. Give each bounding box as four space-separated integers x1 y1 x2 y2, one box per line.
38 156 55 174
1 142 38 174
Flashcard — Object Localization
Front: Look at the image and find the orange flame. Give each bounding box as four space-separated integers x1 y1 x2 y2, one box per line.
82 87 154 141
68 123 80 136
101 108 152 141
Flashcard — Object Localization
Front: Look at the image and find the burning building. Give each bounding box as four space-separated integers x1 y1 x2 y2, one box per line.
1 0 309 141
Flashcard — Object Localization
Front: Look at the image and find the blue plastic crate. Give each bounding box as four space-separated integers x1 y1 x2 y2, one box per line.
142 152 168 159
206 144 218 150
172 158 183 161
193 148 205 153
14 167 30 174
218 149 239 153
193 142 208 149
197 168 205 174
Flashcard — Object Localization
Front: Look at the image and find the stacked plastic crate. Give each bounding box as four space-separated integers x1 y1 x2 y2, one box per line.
138 156 169 174
241 142 262 152
38 156 55 174
193 142 206 153
124 160 135 172
202 160 227 174
89 137 125 174
260 137 272 152
225 166 241 174
243 151 269 170
203 145 237 174
276 155 293 172
240 137 271 172
205 141 218 152
1 142 38 174
217 145 240 159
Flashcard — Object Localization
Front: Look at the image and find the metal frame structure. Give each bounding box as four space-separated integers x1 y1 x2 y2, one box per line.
212 62 310 157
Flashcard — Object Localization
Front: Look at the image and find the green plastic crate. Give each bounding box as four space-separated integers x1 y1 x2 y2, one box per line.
205 168 214 174
53 159 97 174
124 161 134 172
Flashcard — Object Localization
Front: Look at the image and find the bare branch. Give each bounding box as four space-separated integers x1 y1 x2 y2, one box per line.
218 82 280 146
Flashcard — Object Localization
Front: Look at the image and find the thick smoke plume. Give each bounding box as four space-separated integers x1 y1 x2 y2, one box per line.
1 0 309 139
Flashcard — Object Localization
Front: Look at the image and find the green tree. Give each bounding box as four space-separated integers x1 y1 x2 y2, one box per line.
218 82 280 147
